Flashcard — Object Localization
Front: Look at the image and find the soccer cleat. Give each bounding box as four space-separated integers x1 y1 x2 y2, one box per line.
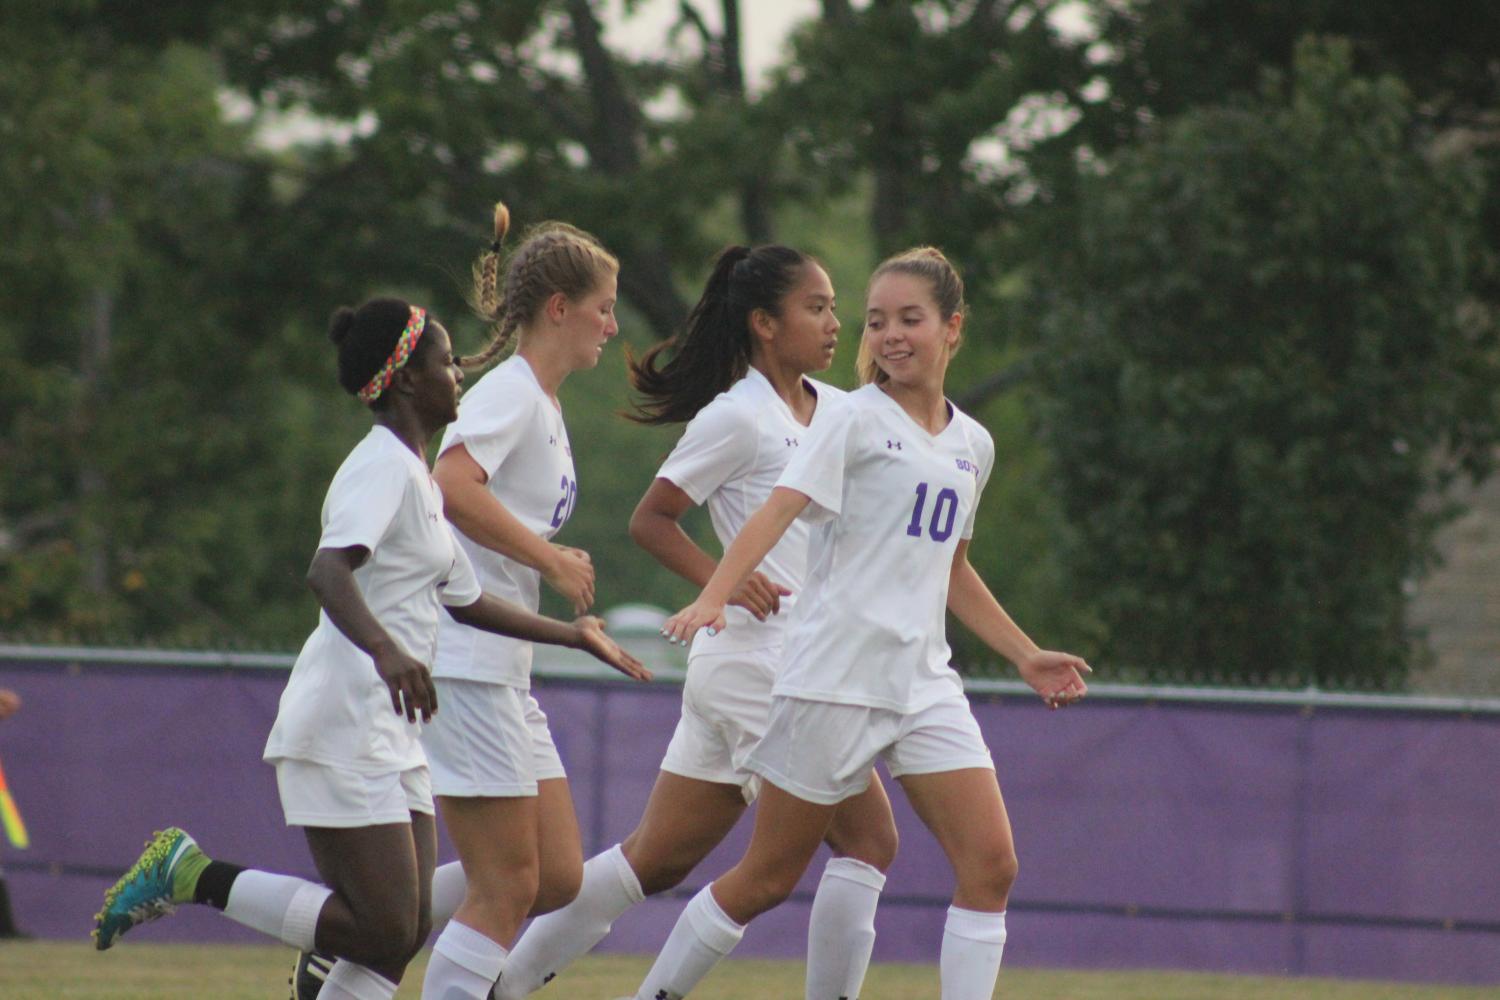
91 827 207 950
289 948 336 999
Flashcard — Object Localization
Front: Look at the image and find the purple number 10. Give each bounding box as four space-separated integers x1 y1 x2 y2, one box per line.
905 482 958 541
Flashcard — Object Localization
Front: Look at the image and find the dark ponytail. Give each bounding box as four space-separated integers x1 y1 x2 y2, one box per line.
627 244 813 425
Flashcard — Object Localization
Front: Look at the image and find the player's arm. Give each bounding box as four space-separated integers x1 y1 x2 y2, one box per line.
447 595 650 681
307 546 436 722
661 486 809 643
433 442 594 613
947 540 1091 709
630 478 791 621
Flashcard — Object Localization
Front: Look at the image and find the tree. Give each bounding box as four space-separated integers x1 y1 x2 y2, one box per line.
1035 40 1495 687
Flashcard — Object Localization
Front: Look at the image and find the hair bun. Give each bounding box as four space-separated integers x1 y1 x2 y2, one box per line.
328 306 357 347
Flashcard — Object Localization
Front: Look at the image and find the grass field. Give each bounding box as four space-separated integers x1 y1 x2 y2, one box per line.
10 941 1496 999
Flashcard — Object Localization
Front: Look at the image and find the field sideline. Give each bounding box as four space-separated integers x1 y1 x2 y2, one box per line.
11 942 1496 999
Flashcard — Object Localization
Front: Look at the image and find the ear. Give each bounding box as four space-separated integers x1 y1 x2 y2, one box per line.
390 365 418 397
544 291 570 325
944 310 964 350
748 307 777 345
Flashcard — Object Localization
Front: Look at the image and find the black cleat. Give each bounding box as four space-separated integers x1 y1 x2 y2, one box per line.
289 948 336 999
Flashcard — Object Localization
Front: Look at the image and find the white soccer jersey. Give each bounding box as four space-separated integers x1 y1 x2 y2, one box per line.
433 355 576 687
773 384 995 713
264 426 482 774
657 369 844 654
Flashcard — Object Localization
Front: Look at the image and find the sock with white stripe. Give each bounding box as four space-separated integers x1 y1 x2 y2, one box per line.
633 884 745 1000
222 870 332 951
422 919 508 1000
805 856 886 999
939 906 1007 1000
495 843 645 1000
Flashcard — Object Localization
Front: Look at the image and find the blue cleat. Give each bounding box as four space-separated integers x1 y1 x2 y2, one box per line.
91 827 208 950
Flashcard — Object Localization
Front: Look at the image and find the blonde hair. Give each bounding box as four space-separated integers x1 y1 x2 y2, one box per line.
461 201 620 370
856 246 966 386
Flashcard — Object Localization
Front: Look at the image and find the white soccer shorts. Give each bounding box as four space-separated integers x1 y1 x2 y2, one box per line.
275 759 433 827
659 645 780 803
421 679 567 797
746 692 994 805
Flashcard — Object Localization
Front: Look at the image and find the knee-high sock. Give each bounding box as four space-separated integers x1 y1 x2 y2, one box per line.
939 906 1007 1000
222 870 331 951
633 884 744 1000
805 857 886 999
423 919 508 1000
430 860 467 927
495 844 645 1000
319 960 399 1000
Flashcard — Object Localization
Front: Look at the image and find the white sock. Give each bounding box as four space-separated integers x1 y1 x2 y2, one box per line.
430 860 467 927
320 960 399 1000
939 906 1007 1000
806 857 886 999
634 884 744 1000
495 844 645 1000
422 919 508 1000
222 871 331 950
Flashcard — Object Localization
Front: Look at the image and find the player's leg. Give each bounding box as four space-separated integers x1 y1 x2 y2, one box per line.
424 795 538 999
422 681 549 999
495 771 745 999
630 781 836 1000
808 772 898 1000
890 697 1013 1000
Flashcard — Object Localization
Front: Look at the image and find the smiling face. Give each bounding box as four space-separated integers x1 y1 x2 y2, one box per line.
861 271 962 390
555 269 620 373
756 262 841 375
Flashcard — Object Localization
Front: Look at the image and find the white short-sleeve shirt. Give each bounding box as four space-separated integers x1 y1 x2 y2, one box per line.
264 426 482 774
773 384 995 713
657 369 844 655
433 355 576 687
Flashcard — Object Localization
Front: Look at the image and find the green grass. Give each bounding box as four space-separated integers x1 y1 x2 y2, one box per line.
10 941 1496 999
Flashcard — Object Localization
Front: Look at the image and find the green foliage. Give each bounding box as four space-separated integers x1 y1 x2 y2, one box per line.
1035 39 1495 687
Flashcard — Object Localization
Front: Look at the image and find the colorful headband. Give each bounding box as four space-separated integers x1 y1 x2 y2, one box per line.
357 306 428 403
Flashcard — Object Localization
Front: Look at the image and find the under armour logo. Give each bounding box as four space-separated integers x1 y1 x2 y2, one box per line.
886 439 902 450
785 437 799 447
542 972 556 984
549 435 557 446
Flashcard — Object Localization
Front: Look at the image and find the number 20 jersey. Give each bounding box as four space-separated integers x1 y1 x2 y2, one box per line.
774 384 995 714
433 356 576 688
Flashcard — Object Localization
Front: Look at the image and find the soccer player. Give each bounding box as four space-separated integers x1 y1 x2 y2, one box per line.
491 245 898 1000
414 205 642 1000
629 247 1092 1000
91 298 645 1000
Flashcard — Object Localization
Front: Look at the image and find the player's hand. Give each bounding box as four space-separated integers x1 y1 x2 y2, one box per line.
544 544 595 614
661 599 727 646
0 688 20 720
573 616 652 682
728 572 792 621
1018 650 1092 710
372 643 438 723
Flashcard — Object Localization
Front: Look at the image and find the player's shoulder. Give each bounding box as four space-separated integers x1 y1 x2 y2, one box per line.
689 379 761 433
333 427 420 492
947 402 995 457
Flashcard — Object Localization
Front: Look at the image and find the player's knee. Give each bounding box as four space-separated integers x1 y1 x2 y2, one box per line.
636 859 692 897
360 907 421 967
469 857 541 918
971 845 1019 901
530 862 582 915
741 867 800 914
829 821 899 874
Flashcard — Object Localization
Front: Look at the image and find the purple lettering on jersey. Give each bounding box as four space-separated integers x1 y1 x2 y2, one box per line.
550 476 578 528
955 458 979 476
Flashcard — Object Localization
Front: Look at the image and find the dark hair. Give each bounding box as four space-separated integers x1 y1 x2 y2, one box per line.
328 296 435 407
626 244 814 425
857 246 966 386
461 201 619 371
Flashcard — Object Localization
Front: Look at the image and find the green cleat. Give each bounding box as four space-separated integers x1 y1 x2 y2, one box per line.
91 827 209 950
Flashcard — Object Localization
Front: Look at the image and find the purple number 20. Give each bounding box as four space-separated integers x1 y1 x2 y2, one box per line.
905 482 958 542
550 476 578 528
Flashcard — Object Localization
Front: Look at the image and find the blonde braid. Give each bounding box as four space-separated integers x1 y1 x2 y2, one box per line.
460 202 514 370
